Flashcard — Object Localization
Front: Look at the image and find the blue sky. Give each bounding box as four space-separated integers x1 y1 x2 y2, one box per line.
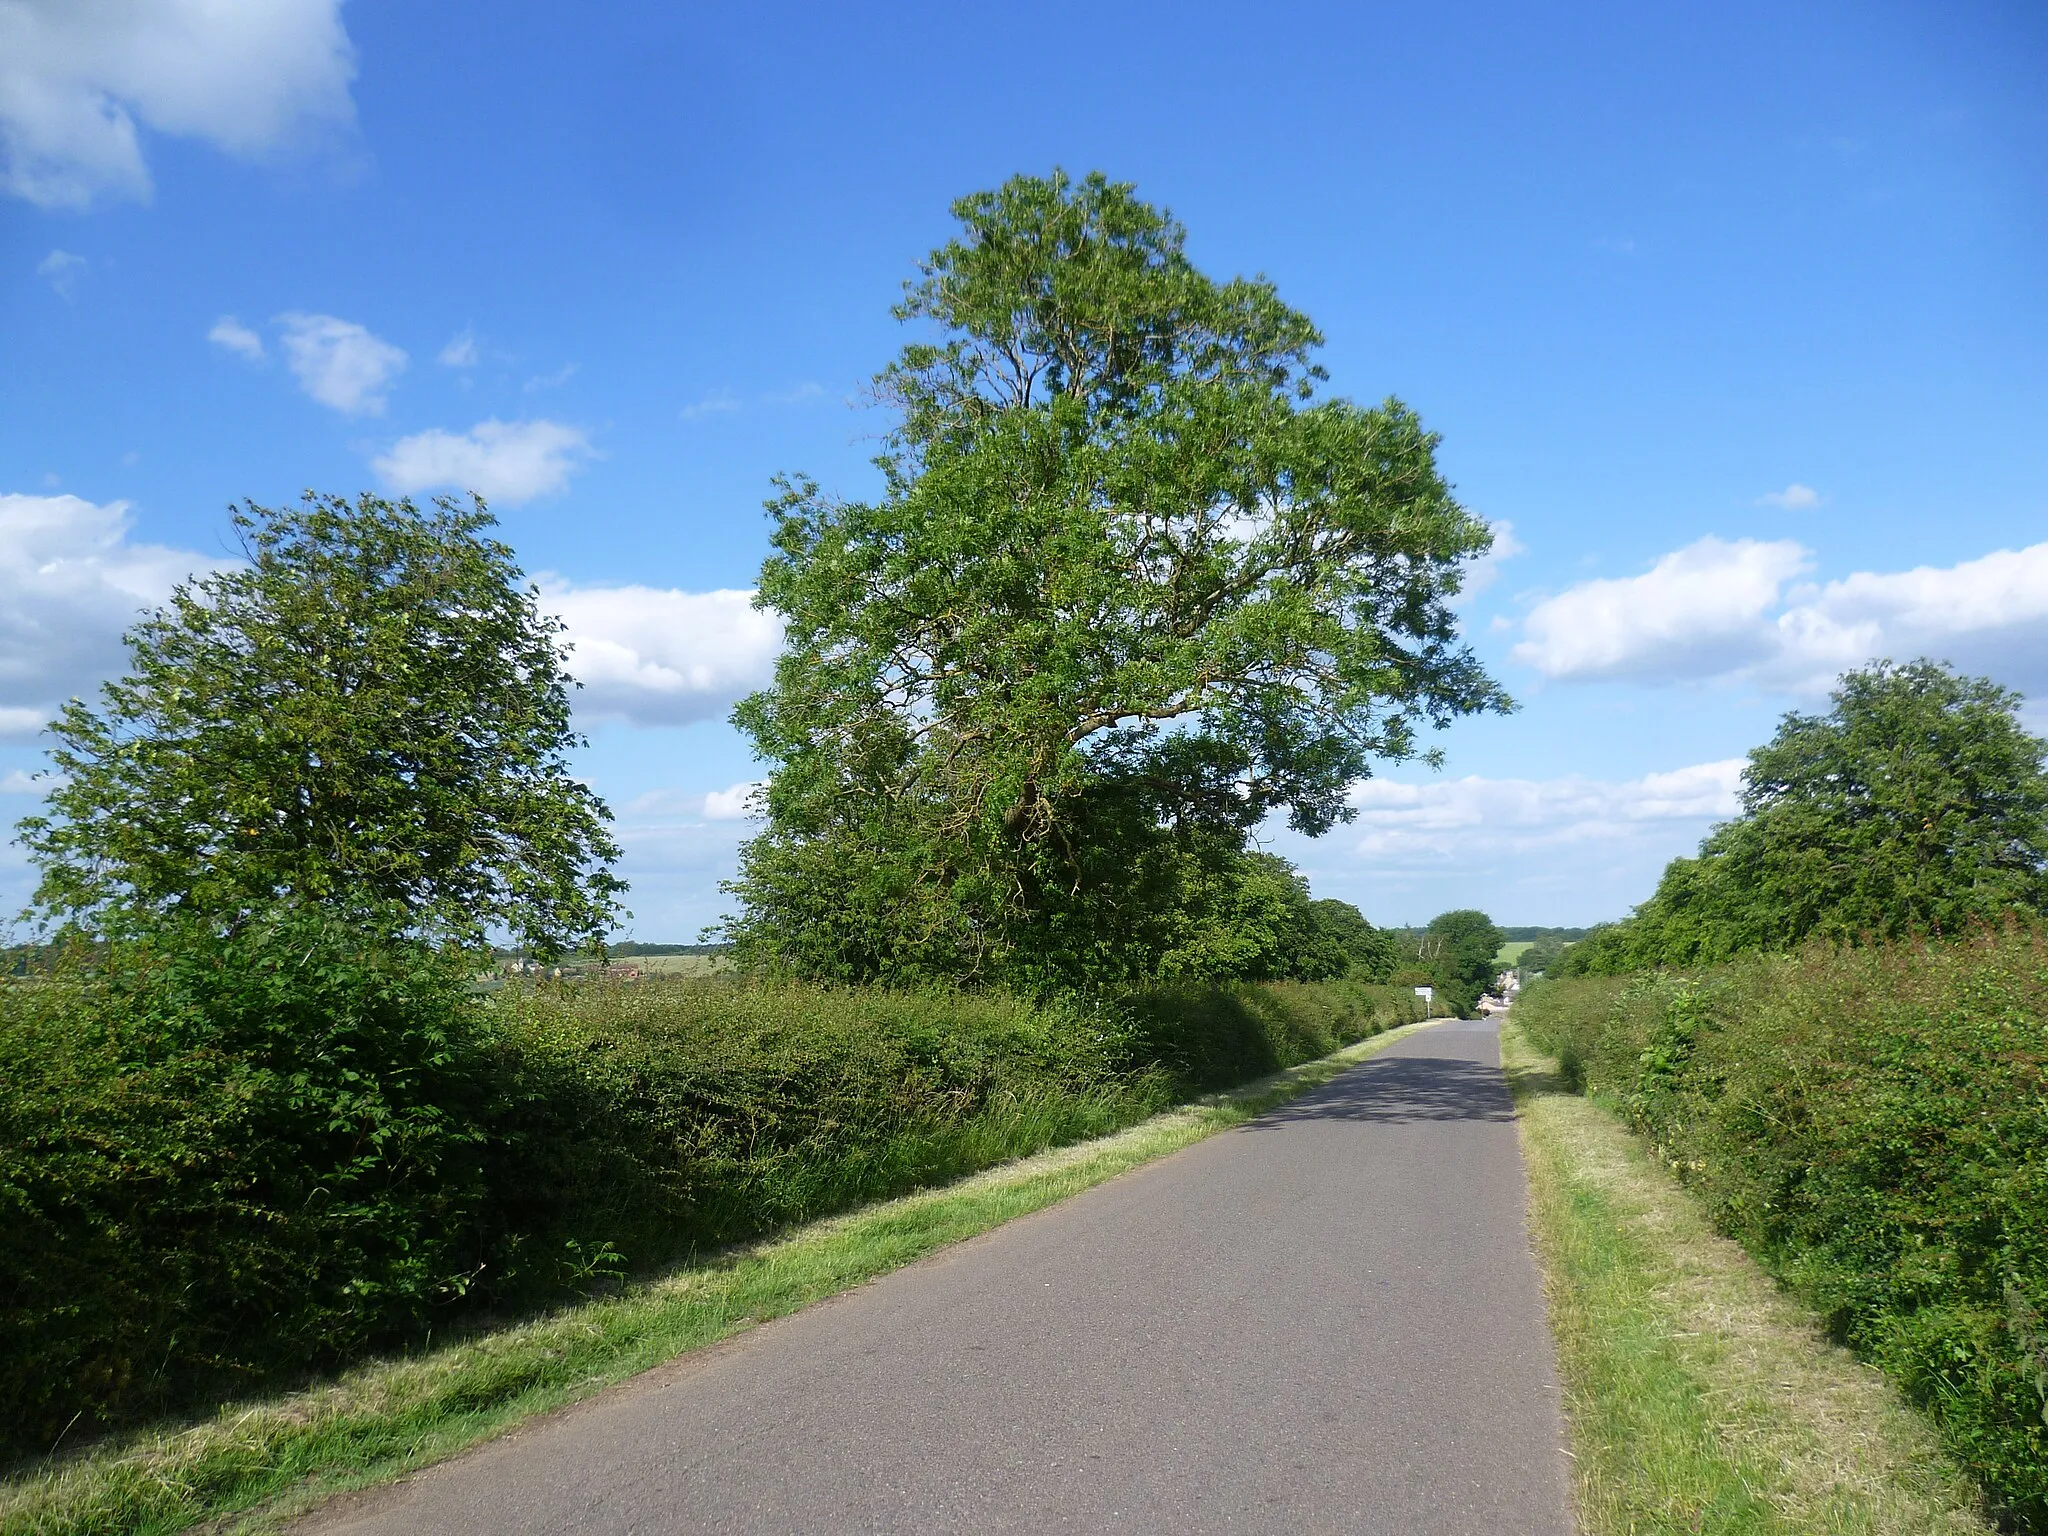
4 0 2045 937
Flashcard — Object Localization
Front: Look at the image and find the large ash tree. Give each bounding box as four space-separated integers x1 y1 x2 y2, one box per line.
728 172 1508 986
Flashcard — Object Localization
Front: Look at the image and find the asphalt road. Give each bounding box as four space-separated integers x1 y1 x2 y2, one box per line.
305 1018 1573 1535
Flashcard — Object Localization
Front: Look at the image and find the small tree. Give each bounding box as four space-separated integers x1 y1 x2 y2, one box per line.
728 171 1508 986
1304 898 1397 981
1421 908 1504 1013
1566 659 2048 971
1721 659 2048 941
18 493 624 956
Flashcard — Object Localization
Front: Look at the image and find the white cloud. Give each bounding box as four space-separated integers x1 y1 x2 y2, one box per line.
0 0 356 209
546 585 782 727
1263 758 1746 925
1757 483 1822 511
1514 535 2048 698
1455 519 1524 604
680 389 740 421
1337 759 1744 868
207 314 264 361
36 247 84 295
277 311 405 414
1769 542 2048 695
1 768 42 793
437 329 478 368
702 780 764 820
623 780 767 820
374 419 593 505
1515 537 1812 683
763 381 824 406
0 492 215 740
524 362 577 393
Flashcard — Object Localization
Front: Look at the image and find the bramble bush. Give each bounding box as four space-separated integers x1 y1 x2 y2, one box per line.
1516 925 2048 1531
1 957 1422 1462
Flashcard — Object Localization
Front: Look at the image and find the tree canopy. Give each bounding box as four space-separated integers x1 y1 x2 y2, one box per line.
1410 909 1504 1014
18 493 624 956
1557 659 2048 974
726 171 1508 987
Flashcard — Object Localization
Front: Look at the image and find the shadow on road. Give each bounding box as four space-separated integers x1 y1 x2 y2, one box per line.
1249 1055 1515 1127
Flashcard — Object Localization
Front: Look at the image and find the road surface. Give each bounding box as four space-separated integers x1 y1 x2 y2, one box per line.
305 1017 1573 1534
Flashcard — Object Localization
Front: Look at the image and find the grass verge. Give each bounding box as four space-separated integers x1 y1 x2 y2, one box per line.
1 1020 1430 1536
1500 1019 1993 1535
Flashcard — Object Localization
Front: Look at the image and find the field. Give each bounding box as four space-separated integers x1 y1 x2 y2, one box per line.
626 953 733 977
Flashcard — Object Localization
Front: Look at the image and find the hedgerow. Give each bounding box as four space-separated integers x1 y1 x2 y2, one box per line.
1516 925 2048 1530
0 942 1421 1463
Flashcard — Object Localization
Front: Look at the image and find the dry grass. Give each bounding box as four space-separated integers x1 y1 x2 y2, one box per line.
1501 1019 1991 1535
0 1023 1429 1536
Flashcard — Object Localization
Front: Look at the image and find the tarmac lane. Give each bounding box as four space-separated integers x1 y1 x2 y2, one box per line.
301 1017 1574 1535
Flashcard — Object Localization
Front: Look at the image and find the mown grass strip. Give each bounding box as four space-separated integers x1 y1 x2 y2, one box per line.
1501 1020 1992 1535
1 1021 1430 1536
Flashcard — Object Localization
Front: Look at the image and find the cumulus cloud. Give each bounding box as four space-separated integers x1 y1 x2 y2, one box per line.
1263 758 1747 924
1515 537 1813 683
702 780 764 820
1769 542 2048 695
1338 759 1744 868
623 781 767 820
546 585 782 727
0 492 214 740
0 767 42 793
1515 535 2048 696
36 247 84 295
0 0 357 209
374 419 593 505
1757 483 1822 511
277 311 405 414
207 314 264 361
1455 519 1524 604
437 329 478 368
763 381 824 406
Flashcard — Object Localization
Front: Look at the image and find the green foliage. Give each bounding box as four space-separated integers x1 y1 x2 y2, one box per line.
1410 908 1504 1014
1517 928 2048 1529
1516 933 1570 975
1304 898 1398 982
1572 660 2048 974
0 966 1421 1462
17 492 623 958
727 170 1507 988
0 910 493 1454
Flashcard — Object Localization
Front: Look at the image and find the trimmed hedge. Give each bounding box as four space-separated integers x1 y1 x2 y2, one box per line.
1516 926 2048 1530
0 930 1422 1462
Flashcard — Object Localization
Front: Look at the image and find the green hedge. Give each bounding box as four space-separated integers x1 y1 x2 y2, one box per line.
0 926 1422 1462
1515 927 2048 1530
